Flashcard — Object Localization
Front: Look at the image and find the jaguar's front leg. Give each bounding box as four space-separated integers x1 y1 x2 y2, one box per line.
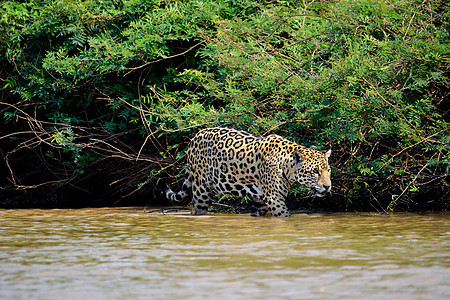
251 197 269 217
265 193 291 218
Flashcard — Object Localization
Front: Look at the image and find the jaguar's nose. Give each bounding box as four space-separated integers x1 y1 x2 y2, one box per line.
323 185 331 193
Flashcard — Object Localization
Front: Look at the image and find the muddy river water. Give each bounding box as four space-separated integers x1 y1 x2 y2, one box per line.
0 208 449 299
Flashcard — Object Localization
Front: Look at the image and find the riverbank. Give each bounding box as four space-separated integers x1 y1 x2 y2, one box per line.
0 182 447 213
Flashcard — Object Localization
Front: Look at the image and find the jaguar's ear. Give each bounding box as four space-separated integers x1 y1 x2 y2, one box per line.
293 150 304 165
325 149 331 160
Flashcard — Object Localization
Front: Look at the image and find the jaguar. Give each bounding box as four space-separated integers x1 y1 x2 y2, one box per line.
156 127 331 217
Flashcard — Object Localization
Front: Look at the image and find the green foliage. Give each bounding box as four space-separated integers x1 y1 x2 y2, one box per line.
1 0 448 210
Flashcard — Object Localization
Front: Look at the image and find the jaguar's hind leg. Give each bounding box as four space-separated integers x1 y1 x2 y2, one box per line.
191 179 213 215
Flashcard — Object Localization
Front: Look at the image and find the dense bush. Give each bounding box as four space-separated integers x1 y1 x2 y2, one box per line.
1 0 448 211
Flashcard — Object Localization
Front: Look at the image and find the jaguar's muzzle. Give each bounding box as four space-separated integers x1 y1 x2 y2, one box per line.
310 185 331 198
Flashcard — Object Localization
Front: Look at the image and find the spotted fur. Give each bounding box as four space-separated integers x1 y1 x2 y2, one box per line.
156 127 331 217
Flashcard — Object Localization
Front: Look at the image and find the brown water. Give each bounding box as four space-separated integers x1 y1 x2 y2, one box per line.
0 208 449 300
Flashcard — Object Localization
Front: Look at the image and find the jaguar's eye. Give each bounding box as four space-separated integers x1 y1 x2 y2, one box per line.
314 169 320 178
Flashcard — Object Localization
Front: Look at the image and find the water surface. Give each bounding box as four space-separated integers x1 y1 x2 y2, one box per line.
0 208 449 299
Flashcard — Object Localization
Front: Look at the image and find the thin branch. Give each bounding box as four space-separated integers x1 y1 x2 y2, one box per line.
123 41 204 76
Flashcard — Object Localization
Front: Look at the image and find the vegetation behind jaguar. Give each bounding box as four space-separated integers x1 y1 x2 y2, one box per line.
0 0 448 211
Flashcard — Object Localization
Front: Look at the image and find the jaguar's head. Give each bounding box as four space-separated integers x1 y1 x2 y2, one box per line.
292 149 332 197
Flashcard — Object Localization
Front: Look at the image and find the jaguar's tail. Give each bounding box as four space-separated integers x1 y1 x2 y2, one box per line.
154 173 192 205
